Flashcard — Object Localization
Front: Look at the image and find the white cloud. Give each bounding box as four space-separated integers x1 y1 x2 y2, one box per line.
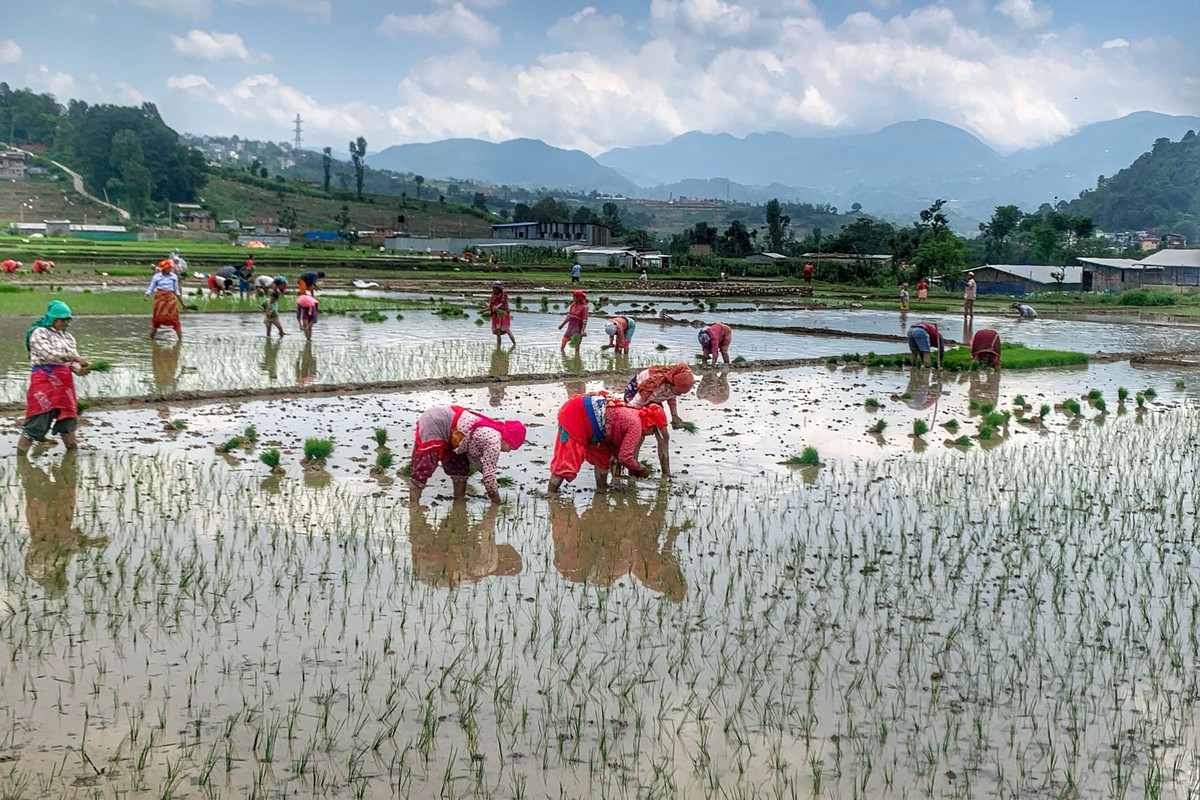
167 73 216 90
547 7 625 50
1102 38 1129 49
0 39 21 65
31 65 76 97
379 3 500 46
994 0 1051 29
226 0 331 22
170 30 265 62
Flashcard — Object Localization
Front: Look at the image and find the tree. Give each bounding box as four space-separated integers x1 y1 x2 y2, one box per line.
572 205 599 224
910 199 966 280
850 202 862 213
601 202 625 235
717 220 753 258
109 129 150 217
279 205 298 230
322 146 332 193
414 174 425 200
349 136 367 200
529 196 570 223
978 204 1023 262
472 192 488 212
764 198 789 253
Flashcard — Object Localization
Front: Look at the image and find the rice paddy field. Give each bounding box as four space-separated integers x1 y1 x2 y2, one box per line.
3 286 1200 799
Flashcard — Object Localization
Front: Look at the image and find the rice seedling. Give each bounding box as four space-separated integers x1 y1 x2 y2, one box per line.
259 448 280 468
1062 398 1082 416
912 419 929 437
869 419 887 434
374 428 388 446
943 419 959 432
374 449 394 470
360 310 387 323
1174 380 1185 390
864 397 881 410
1117 387 1130 403
88 359 113 372
984 411 1011 428
496 476 516 488
978 424 995 440
731 355 746 364
655 344 668 352
217 436 245 453
168 419 187 430
780 446 820 466
242 425 258 443
1039 403 1051 418
1136 393 1146 408
303 438 333 462
678 421 699 434
953 435 972 447
1093 397 1107 413
1144 387 1157 399
1012 394 1026 407
1087 388 1103 402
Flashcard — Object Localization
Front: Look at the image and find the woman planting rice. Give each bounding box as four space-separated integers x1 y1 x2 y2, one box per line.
907 321 945 369
698 322 733 366
17 301 90 455
295 294 318 341
970 328 1003 368
144 259 182 340
624 362 695 429
409 406 527 505
547 393 670 492
558 289 589 352
604 315 636 355
489 282 516 346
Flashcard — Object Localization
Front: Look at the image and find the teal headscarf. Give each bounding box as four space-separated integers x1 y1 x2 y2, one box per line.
25 300 73 352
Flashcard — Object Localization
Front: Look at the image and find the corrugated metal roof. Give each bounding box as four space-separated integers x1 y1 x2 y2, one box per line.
1136 249 1200 268
979 264 1083 284
1078 257 1146 270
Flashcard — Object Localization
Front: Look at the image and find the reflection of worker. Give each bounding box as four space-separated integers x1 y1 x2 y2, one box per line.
296 341 317 387
151 340 181 391
549 490 687 602
408 501 522 588
261 338 280 380
968 366 1001 410
561 352 586 399
19 453 107 597
697 368 731 405
904 369 940 410
489 345 511 407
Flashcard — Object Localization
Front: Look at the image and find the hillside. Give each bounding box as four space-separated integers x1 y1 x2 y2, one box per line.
0 168 109 226
1065 130 1199 237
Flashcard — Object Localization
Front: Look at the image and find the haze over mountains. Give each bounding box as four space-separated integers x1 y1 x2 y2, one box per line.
367 112 1200 225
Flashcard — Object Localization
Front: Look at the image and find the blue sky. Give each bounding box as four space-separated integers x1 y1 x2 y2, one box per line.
2 0 1196 156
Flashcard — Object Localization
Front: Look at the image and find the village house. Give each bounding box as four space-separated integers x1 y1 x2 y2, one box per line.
970 264 1083 294
172 203 215 230
490 221 610 247
745 252 787 265
0 151 26 180
571 246 670 271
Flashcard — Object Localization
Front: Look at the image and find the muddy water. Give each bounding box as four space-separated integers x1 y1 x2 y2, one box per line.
685 307 1200 352
1 363 1197 798
0 312 890 402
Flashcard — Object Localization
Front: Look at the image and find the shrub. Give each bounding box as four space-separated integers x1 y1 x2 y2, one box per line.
304 438 333 461
259 449 281 468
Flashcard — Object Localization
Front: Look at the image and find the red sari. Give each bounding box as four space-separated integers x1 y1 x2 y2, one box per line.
26 365 77 422
152 290 181 332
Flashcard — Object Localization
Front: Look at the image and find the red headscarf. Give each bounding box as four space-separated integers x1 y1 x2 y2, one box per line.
638 404 668 433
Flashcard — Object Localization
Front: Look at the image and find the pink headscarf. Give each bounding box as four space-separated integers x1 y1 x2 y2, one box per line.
467 411 526 449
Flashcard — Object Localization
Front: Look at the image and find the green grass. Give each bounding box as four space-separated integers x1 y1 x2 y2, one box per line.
303 438 333 461
940 343 1088 371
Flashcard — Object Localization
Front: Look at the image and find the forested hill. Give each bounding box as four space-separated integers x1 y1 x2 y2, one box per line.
1066 131 1199 238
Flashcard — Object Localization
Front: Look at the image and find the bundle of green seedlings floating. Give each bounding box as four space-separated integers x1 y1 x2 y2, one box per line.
1144 387 1158 399
655 344 669 352
984 411 1011 428
953 435 973 447
217 435 247 453
1176 379 1186 390
978 424 995 440
780 446 820 466
731 355 746 364
678 421 698 434
303 438 333 462
168 419 187 430
1039 403 1051 418
1012 394 1027 407
1117 387 1130 403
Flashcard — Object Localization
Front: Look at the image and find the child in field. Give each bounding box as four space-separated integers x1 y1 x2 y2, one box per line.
262 290 285 338
900 283 910 312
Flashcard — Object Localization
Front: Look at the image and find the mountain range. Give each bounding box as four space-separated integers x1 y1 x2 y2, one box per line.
367 112 1200 226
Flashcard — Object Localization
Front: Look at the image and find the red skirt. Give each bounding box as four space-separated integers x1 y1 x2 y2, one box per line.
551 396 613 480
152 290 181 331
26 365 77 421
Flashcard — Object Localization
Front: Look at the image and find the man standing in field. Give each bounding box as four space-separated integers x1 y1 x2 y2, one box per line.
963 271 977 321
571 262 582 283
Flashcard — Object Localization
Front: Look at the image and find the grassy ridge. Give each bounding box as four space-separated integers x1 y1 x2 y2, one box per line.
0 286 426 316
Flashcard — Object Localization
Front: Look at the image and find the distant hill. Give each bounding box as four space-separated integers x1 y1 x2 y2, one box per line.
368 138 639 195
1064 129 1199 235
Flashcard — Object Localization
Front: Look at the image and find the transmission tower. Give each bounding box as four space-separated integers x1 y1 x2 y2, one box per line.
293 114 303 153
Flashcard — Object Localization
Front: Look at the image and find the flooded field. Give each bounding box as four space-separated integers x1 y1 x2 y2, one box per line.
3 361 1200 798
3 292 1200 798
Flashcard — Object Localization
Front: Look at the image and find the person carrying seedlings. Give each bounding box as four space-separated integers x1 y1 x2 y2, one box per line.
917 277 929 302
489 281 516 346
624 362 695 428
900 282 910 312
1012 302 1038 319
698 322 733 366
144 259 183 340
547 393 670 492
605 315 636 354
963 271 977 320
559 289 589 352
409 406 527 505
298 270 325 296
261 290 285 338
17 301 90 455
970 329 1002 368
906 321 945 369
295 293 318 341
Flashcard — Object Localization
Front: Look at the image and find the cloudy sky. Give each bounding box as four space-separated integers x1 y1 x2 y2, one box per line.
2 0 1196 156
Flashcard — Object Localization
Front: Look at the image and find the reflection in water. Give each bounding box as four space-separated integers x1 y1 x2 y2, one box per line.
408 501 523 588
489 345 511 407
698 368 731 404
968 367 1001 409
296 342 317 387
19 454 107 597
898 310 908 336
904 370 940 411
561 352 586 399
261 338 281 381
151 341 181 391
550 491 687 602
961 319 973 344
